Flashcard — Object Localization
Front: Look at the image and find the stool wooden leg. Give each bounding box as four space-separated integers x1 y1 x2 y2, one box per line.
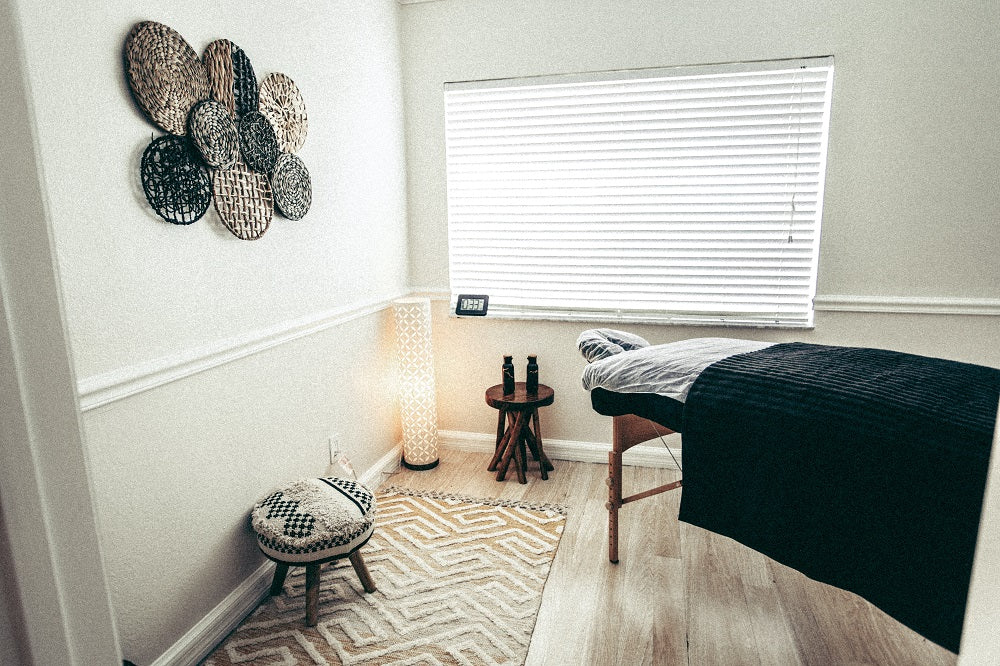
488 415 515 472
532 409 554 476
524 417 540 460
513 428 527 484
497 411 525 481
305 563 321 626
495 407 507 449
349 550 377 593
269 562 289 596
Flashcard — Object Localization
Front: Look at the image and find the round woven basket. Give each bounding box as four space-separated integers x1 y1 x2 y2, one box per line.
259 72 308 153
140 135 212 225
188 100 239 169
238 111 280 174
212 158 273 240
203 40 235 115
124 21 209 135
204 39 258 120
272 153 312 220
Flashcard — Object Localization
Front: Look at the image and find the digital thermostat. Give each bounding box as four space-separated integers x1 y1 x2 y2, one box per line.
455 294 489 316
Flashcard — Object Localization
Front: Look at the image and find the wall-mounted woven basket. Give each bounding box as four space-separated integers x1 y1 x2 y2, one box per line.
259 72 308 153
126 21 312 237
124 21 209 135
238 111 280 174
140 135 212 224
272 153 312 220
204 39 259 120
188 100 239 169
212 158 273 240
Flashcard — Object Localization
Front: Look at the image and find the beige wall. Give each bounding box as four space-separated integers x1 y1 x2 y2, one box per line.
428 298 1000 445
400 0 1000 299
7 1 409 663
3 0 997 662
398 0 1000 444
80 310 400 664
399 3 1000 659
17 1 410 379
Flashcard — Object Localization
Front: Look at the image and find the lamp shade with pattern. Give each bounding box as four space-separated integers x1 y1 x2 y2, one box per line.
393 297 440 470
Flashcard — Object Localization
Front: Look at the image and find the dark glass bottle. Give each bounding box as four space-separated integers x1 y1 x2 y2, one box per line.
502 355 515 394
526 355 539 393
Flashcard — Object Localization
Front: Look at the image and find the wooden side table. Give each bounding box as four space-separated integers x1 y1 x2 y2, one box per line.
485 382 555 484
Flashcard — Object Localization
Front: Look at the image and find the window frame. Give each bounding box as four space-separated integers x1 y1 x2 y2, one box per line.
444 57 835 328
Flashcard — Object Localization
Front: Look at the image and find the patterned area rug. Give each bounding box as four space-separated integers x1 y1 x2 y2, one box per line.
203 486 566 665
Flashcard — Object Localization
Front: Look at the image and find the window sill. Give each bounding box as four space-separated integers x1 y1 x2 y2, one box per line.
450 306 814 330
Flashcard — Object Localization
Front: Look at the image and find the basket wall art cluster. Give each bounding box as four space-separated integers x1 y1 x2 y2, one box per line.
125 21 312 240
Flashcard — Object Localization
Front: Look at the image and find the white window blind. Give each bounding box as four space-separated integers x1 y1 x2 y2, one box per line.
444 57 834 327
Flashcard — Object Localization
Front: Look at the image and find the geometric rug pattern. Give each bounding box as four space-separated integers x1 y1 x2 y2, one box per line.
202 487 566 665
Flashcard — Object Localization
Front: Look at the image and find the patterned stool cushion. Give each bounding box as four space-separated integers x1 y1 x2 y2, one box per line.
251 477 375 563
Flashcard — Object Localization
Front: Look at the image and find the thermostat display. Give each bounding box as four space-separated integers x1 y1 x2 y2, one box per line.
455 294 489 316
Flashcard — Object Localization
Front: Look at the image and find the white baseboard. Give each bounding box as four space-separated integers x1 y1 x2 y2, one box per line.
150 436 671 665
438 429 682 470
151 445 403 666
150 560 274 666
360 444 404 489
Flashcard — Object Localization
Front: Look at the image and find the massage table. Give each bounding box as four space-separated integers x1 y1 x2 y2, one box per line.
578 329 1000 652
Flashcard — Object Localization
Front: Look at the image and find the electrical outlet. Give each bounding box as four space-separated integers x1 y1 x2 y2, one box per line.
325 431 356 479
328 431 341 465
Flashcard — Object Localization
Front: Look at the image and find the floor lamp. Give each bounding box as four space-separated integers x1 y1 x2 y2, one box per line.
393 297 440 470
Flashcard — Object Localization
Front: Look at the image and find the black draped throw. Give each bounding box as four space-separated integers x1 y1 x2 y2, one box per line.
678 343 1000 652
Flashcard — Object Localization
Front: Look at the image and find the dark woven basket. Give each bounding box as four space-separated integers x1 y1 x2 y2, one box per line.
188 100 239 169
238 111 280 174
231 44 258 119
259 72 308 153
124 21 209 135
204 39 258 120
272 153 312 220
140 135 212 224
212 158 273 240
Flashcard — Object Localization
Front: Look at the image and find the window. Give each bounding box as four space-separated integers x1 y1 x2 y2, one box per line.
444 57 834 327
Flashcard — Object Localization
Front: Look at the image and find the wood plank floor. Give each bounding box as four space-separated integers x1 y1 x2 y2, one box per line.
387 450 956 666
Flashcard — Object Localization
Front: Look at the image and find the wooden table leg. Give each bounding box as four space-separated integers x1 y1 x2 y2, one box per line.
495 407 507 449
496 411 524 481
522 409 544 479
524 425 537 455
532 409 554 478
488 412 515 472
513 424 527 484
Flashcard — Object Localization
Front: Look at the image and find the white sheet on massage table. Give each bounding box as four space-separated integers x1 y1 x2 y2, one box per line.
581 337 776 402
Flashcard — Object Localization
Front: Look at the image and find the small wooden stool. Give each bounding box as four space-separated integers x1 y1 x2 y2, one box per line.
250 477 377 626
485 382 555 483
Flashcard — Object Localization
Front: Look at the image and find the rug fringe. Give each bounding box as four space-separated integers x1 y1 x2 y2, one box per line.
379 485 568 515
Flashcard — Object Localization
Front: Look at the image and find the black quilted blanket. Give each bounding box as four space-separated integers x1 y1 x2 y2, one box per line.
677 342 1000 652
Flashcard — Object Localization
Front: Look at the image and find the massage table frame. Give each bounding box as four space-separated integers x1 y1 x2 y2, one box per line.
606 413 682 563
